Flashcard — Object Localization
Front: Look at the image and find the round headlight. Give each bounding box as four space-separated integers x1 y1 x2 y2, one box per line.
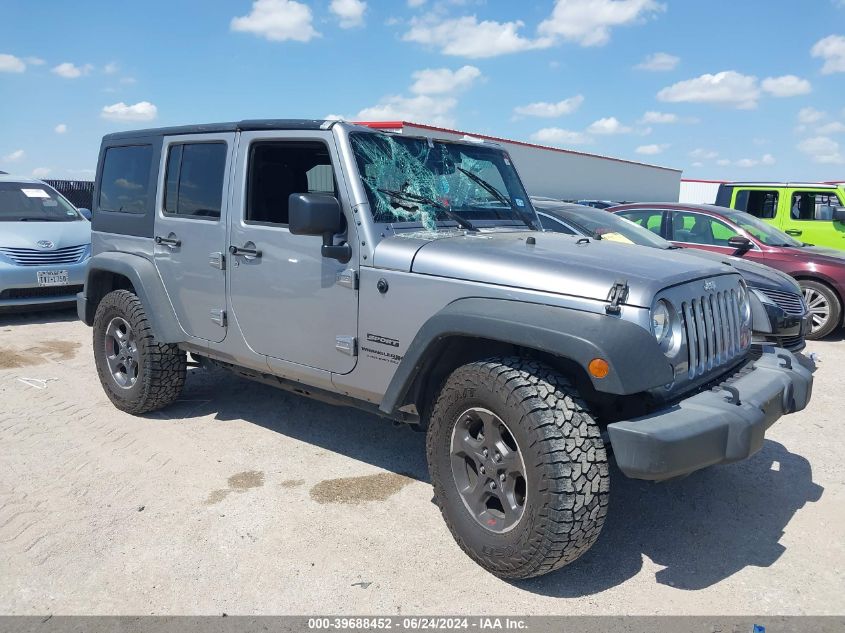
737 281 752 323
652 300 671 344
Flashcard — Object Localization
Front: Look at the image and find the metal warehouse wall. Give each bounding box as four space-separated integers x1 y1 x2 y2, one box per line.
368 122 682 203
678 180 723 204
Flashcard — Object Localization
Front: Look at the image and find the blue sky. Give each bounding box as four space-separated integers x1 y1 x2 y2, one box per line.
1 0 844 182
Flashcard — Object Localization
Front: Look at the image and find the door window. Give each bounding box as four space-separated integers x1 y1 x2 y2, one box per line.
790 191 842 221
246 142 336 226
163 142 227 220
99 145 153 214
734 189 779 219
614 210 664 235
670 211 738 246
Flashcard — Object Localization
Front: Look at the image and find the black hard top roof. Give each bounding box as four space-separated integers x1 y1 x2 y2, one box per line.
102 119 339 141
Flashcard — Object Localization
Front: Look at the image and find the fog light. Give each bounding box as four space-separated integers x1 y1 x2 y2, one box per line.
589 358 610 379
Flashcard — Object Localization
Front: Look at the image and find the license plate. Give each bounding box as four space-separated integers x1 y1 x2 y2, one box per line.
37 270 69 287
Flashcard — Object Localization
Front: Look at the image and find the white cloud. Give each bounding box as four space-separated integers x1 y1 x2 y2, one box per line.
761 75 811 97
587 116 632 134
735 154 775 168
691 161 703 167
403 15 546 58
407 0 426 6
410 65 482 95
31 167 51 178
640 110 678 124
716 159 731 167
812 35 845 74
635 52 679 71
330 0 367 28
798 107 826 125
355 94 458 127
635 143 669 155
24 56 45 66
0 53 26 73
54 123 68 134
657 71 760 109
231 0 319 42
538 0 665 47
2 149 24 163
104 62 119 74
101 101 158 122
690 148 718 160
818 121 845 134
798 136 844 164
120 77 137 85
514 95 584 118
530 127 592 146
51 62 93 78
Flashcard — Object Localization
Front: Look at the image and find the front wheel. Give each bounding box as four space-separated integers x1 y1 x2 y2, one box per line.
427 357 609 579
800 280 841 340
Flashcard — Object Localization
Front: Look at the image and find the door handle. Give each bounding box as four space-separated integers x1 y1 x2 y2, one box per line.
785 229 803 236
229 245 262 258
155 235 181 247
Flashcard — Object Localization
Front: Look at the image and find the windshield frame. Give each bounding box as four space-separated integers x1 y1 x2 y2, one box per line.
348 130 540 233
0 181 83 223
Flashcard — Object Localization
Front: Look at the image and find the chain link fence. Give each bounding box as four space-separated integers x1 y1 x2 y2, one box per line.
45 179 94 210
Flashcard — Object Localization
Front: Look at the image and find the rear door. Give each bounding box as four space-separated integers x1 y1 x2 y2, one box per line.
153 134 234 342
781 188 845 249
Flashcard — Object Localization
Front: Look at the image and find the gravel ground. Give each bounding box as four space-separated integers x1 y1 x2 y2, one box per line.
0 308 843 615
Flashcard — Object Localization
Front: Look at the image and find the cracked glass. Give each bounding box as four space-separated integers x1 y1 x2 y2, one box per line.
349 132 535 231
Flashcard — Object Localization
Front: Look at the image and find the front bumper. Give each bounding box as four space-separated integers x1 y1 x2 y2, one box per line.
607 348 812 481
0 261 87 309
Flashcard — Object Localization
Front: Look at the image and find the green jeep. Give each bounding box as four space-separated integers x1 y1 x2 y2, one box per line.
716 182 845 250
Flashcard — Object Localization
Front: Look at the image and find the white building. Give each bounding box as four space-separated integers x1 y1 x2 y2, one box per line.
678 179 725 204
357 121 683 203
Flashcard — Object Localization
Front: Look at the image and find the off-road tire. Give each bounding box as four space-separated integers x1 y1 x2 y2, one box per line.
800 279 842 340
427 356 609 579
93 289 187 414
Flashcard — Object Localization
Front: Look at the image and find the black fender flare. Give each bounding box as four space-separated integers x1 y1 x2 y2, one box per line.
78 252 185 343
379 297 674 415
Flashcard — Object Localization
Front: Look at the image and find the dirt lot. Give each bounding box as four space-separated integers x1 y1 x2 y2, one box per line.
0 309 843 615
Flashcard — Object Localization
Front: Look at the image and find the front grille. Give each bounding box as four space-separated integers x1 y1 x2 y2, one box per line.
680 289 745 379
0 244 87 266
759 288 806 316
0 285 83 300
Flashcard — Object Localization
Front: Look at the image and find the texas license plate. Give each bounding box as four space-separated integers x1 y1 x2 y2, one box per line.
37 270 69 286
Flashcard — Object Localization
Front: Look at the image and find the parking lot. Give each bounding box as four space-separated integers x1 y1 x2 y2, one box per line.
0 309 843 615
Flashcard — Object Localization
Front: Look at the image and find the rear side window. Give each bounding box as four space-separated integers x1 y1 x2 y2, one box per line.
163 142 227 219
734 189 778 219
99 145 153 214
615 210 663 235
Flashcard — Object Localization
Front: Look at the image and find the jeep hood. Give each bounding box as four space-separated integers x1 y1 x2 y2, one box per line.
374 230 736 308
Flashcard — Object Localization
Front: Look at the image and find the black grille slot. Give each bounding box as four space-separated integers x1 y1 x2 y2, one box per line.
760 288 806 316
0 285 83 300
681 289 744 379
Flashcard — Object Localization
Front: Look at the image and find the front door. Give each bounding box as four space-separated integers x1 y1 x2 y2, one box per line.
228 131 358 374
781 189 845 250
154 134 234 342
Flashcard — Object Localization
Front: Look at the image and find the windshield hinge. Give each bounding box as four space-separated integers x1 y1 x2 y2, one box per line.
605 280 629 315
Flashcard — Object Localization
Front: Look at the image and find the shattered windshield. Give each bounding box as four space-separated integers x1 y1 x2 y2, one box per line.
349 132 536 231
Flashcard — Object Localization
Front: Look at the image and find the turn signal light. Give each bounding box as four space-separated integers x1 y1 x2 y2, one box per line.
588 358 610 379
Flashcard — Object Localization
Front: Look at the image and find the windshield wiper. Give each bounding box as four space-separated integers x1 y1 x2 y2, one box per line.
456 167 538 230
376 188 477 232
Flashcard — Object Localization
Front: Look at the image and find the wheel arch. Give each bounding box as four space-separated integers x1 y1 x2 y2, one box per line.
379 297 674 418
79 252 184 342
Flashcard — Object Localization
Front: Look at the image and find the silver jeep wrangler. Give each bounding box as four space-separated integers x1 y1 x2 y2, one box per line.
79 120 813 579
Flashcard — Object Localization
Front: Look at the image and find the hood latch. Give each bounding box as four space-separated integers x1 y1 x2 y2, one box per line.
605 280 629 315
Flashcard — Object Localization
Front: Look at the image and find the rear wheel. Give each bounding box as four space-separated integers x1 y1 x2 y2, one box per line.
427 357 609 579
93 290 187 414
800 280 841 339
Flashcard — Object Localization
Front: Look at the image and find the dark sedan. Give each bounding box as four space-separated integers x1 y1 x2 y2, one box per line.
533 199 809 351
610 202 845 339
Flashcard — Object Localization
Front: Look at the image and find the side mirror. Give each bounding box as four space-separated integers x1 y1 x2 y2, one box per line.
78 208 92 220
288 193 351 263
727 235 752 251
833 206 845 223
